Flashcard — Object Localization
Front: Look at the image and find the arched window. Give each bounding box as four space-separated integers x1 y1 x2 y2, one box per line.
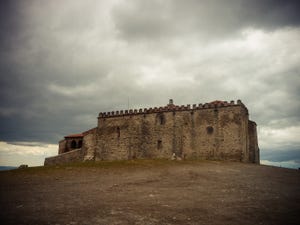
78 140 83 148
71 140 77 149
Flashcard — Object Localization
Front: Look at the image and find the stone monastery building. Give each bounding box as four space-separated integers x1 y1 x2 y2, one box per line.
44 99 259 165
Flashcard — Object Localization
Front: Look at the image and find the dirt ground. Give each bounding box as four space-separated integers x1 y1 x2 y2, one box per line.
0 160 299 225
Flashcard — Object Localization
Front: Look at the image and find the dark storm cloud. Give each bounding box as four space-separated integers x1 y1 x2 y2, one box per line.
0 0 116 142
0 0 24 52
113 0 300 41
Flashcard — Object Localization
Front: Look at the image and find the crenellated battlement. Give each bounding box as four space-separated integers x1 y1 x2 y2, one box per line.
98 99 246 118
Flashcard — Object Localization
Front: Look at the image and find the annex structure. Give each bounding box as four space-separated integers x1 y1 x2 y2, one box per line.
44 99 259 165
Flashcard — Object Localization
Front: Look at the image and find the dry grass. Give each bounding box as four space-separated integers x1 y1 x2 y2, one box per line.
1 160 299 225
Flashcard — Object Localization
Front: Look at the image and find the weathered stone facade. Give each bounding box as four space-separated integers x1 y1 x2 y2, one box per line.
44 99 259 166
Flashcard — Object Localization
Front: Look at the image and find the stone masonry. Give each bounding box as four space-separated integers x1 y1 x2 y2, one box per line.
44 99 259 165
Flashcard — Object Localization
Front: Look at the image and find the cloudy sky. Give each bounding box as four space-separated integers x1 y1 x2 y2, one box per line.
0 0 299 168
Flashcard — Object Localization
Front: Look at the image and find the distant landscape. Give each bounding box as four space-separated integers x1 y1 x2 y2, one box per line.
0 166 17 171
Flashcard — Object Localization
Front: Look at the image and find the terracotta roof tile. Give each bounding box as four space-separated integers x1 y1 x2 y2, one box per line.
64 133 84 138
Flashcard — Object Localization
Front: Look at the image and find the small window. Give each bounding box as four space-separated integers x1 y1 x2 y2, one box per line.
157 140 162 149
206 126 214 134
117 127 120 138
71 140 77 149
158 114 165 125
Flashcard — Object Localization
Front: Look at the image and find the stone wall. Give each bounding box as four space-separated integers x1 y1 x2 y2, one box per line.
248 120 259 163
58 140 66 154
82 128 97 161
95 104 252 162
44 149 84 166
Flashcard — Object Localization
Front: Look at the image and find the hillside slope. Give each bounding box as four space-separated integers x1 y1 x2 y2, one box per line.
0 160 299 225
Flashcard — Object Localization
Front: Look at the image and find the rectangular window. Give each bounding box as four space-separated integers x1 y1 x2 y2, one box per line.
157 140 162 150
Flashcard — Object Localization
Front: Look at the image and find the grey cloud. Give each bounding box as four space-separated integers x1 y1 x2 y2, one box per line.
112 0 300 41
112 1 173 40
253 71 300 128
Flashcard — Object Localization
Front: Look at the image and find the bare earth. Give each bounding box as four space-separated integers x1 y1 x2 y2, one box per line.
0 160 299 225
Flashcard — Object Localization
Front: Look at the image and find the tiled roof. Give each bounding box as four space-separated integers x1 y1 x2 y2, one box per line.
64 133 84 138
